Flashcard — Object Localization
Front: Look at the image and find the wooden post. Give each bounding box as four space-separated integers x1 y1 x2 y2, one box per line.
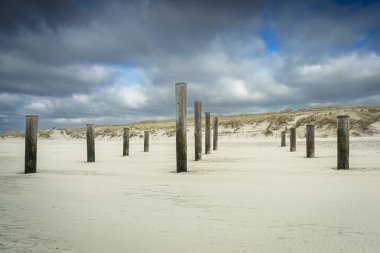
337 115 349 170
281 131 286 147
176 83 187 172
290 127 296 152
306 124 315 158
144 131 149 152
25 115 38 174
123 128 130 156
86 124 95 162
213 116 218 150
194 101 202 161
205 112 211 154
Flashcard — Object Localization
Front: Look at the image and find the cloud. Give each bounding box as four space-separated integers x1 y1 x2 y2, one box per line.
0 0 380 131
279 53 380 103
0 0 268 66
0 54 119 95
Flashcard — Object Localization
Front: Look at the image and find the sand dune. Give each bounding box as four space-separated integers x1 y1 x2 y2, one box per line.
1 105 380 141
1 135 380 252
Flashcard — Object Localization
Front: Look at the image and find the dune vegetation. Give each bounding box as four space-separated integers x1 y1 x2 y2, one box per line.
1 105 379 140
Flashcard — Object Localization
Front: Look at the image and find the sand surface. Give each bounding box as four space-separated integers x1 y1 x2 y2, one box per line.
1 136 380 252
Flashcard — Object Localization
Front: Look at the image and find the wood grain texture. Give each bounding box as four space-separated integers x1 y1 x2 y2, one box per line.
213 116 218 151
337 115 349 170
144 131 149 152
25 115 38 173
176 83 187 172
306 125 315 158
205 112 211 154
194 101 202 161
290 128 296 152
123 128 130 156
281 131 286 147
86 124 95 162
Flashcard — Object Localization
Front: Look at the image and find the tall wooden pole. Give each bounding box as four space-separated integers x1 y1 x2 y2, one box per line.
25 115 38 174
306 124 315 158
281 131 286 147
144 131 149 152
205 112 211 154
176 83 187 172
213 116 218 150
337 115 349 170
123 128 130 156
290 127 296 152
194 101 202 161
86 124 95 162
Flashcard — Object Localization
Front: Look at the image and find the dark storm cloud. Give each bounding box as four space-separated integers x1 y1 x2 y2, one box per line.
0 0 98 33
0 54 118 96
0 0 380 131
267 1 380 57
0 0 268 65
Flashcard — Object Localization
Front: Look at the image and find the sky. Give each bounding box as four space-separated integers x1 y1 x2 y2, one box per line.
0 0 380 131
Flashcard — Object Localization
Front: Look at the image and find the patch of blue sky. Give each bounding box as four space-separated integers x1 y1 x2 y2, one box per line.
260 30 279 54
117 66 141 85
354 29 376 49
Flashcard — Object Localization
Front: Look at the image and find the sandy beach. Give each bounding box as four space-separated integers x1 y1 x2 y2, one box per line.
1 0 380 252
1 136 380 252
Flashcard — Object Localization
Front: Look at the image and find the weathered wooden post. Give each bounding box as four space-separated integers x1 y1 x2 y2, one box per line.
213 116 218 150
194 101 202 161
123 128 130 156
281 131 286 147
337 115 349 170
25 115 38 173
290 127 296 152
144 131 149 152
205 112 211 154
176 83 187 172
86 124 95 162
306 124 315 158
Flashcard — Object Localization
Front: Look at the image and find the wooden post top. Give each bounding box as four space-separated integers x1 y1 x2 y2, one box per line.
337 115 350 118
26 115 39 118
